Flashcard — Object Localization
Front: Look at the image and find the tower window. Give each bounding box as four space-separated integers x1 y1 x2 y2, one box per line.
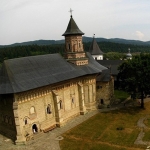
68 44 70 50
79 43 81 48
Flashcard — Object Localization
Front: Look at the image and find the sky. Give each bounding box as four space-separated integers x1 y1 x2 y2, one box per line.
0 0 150 45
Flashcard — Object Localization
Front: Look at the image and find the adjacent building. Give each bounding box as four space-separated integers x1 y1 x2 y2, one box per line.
89 35 104 60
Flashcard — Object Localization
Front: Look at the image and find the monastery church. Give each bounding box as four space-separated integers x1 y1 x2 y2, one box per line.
0 14 114 144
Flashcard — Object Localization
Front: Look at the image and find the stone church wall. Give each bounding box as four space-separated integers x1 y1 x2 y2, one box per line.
0 75 107 144
16 89 56 137
96 77 114 106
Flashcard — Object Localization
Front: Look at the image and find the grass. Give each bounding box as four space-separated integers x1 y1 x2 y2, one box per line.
60 102 150 150
114 90 130 102
143 118 150 141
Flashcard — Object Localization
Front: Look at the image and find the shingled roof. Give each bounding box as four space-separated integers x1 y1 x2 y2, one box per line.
62 15 84 36
89 36 103 55
0 53 107 94
96 69 111 82
96 60 124 76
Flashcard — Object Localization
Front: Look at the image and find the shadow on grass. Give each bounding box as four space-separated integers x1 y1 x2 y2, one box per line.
102 106 142 116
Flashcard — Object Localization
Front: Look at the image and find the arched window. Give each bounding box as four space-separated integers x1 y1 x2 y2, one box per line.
72 98 74 103
60 100 63 109
23 117 29 125
25 118 27 125
47 104 51 114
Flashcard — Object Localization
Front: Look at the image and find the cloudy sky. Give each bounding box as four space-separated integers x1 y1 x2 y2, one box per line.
0 0 150 45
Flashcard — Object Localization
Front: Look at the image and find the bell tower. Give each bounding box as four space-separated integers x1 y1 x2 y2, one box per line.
62 9 88 66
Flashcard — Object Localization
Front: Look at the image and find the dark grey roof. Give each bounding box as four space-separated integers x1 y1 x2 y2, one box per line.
89 37 103 55
96 60 124 76
62 15 84 36
97 69 111 82
0 53 107 94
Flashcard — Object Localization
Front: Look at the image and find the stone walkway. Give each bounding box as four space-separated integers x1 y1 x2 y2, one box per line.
1 98 150 150
0 110 100 150
134 115 150 146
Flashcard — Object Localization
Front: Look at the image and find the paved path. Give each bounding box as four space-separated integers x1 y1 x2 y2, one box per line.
134 115 150 146
0 110 100 150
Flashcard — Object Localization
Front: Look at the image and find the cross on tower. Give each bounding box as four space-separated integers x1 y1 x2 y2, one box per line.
69 8 73 17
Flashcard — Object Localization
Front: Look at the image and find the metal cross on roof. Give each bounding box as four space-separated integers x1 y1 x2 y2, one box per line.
69 8 73 16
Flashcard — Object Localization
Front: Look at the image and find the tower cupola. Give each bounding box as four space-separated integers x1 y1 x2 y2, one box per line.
62 9 88 66
126 48 132 60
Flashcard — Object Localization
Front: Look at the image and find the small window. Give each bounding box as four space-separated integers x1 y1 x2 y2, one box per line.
68 44 70 50
72 98 74 103
25 118 27 125
47 104 52 114
101 99 104 104
60 100 63 109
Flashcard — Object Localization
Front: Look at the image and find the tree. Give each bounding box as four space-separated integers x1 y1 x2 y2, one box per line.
118 53 150 108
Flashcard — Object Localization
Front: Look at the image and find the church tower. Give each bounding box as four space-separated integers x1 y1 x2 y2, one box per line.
62 10 88 65
89 34 104 60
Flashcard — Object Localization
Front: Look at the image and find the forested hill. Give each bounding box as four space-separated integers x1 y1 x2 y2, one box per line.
1 37 150 47
0 41 150 66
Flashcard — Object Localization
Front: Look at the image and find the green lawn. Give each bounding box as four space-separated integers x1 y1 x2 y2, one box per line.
60 103 150 150
114 90 130 102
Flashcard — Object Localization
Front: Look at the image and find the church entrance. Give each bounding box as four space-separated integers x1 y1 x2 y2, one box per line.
32 124 38 134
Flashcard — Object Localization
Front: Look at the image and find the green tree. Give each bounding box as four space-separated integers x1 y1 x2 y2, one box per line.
118 54 150 108
104 52 124 60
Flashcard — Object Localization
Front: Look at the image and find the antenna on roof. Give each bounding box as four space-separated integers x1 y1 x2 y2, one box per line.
69 8 73 17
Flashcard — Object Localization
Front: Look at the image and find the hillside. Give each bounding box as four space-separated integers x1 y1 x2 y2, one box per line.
1 37 150 47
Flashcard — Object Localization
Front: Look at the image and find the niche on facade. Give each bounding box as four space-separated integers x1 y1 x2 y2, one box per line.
29 106 37 120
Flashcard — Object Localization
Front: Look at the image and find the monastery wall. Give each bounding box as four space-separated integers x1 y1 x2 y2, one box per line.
96 78 114 106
